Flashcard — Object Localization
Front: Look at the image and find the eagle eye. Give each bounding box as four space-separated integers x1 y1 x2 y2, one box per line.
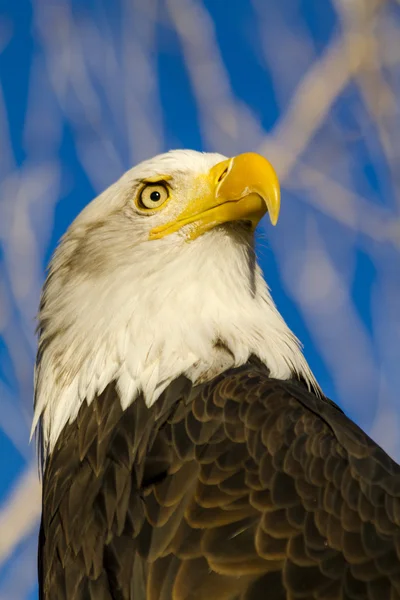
138 182 169 210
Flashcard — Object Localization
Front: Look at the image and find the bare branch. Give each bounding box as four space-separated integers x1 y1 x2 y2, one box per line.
0 466 41 567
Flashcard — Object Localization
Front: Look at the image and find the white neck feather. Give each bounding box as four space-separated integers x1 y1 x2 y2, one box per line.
33 226 318 455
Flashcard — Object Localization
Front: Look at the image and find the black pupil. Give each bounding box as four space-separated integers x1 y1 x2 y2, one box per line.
150 190 161 202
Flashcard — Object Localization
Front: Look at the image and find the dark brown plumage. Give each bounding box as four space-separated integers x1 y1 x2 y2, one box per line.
38 358 400 599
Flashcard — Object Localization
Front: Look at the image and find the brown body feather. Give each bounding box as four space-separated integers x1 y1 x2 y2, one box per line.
39 360 400 599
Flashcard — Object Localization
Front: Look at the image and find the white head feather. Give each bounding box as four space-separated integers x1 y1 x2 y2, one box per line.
33 150 318 455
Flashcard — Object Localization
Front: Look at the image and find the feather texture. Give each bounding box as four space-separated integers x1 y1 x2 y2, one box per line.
39 360 400 600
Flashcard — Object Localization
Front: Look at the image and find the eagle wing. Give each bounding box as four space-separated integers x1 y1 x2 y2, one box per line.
39 361 400 599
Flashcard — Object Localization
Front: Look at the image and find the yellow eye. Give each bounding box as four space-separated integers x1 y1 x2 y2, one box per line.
138 183 169 210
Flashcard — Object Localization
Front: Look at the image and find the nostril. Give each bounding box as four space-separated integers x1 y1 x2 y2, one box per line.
218 168 228 183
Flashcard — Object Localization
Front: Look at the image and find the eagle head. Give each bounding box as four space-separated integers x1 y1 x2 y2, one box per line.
33 150 316 454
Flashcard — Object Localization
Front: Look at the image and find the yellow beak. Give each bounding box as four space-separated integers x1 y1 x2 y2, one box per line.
149 152 280 241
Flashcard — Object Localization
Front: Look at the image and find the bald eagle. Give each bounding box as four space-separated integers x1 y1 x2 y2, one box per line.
34 151 400 600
